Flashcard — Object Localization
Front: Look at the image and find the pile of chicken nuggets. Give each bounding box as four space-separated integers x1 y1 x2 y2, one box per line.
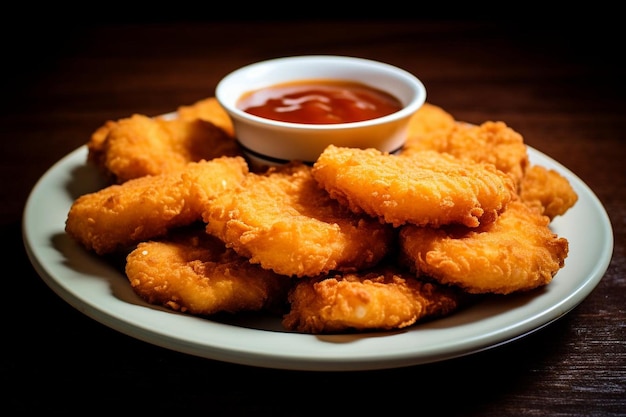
65 97 578 334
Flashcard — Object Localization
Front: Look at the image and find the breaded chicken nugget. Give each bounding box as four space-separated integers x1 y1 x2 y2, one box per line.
312 145 516 228
405 102 456 139
399 201 569 295
87 119 117 175
402 121 529 185
176 97 235 137
65 156 248 255
87 114 241 183
282 266 468 333
519 165 578 220
126 227 291 316
203 162 395 278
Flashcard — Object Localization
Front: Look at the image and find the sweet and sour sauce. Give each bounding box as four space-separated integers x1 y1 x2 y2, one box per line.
237 79 403 124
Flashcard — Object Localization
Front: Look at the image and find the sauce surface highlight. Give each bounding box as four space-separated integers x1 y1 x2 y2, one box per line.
237 79 403 124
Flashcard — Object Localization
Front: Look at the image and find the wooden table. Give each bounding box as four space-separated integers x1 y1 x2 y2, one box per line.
4 17 624 415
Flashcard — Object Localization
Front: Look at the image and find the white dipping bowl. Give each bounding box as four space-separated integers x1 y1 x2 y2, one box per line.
216 55 427 168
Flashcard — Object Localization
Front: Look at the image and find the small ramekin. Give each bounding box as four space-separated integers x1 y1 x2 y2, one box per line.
216 55 427 168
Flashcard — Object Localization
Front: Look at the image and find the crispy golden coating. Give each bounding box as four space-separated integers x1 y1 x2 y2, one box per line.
203 162 395 278
126 228 291 316
67 97 579 334
87 119 117 174
519 164 578 220
402 121 529 185
399 201 569 295
65 156 248 255
405 102 456 139
312 145 516 228
282 266 468 333
175 97 235 137
87 113 241 183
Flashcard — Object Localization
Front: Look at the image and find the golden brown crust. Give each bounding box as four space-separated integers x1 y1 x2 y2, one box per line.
282 266 467 333
175 97 235 138
399 201 569 295
402 121 529 185
312 145 516 228
87 114 241 184
519 164 578 220
68 97 576 334
405 102 457 140
203 162 395 278
126 228 291 316
65 156 248 255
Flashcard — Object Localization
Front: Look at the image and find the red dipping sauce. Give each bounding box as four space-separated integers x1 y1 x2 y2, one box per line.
237 79 403 124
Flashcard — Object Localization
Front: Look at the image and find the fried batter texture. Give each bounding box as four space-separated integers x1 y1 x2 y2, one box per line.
312 145 516 228
405 102 456 139
175 97 235 137
399 201 569 294
282 266 467 333
126 228 291 315
88 111 240 183
519 165 578 220
203 162 395 278
402 121 529 185
66 96 578 334
65 156 248 255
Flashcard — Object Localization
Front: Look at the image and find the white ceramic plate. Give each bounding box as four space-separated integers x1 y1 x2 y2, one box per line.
23 145 613 371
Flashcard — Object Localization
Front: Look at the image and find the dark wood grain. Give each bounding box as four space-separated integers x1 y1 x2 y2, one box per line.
3 17 624 416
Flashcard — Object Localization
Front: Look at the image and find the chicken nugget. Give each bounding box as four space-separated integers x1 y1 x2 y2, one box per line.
519 164 578 220
282 266 468 334
203 162 395 278
405 102 456 139
87 113 241 183
312 145 516 228
402 121 529 185
399 201 569 295
65 156 248 255
87 119 117 174
126 228 291 316
176 97 235 137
